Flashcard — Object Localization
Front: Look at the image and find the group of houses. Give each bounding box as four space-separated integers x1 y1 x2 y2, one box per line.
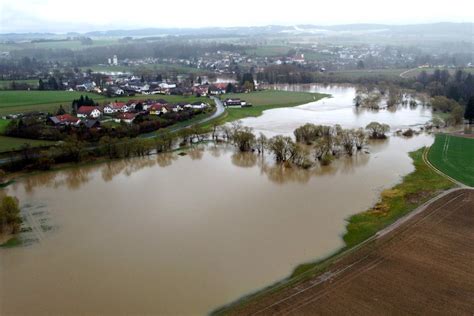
48 99 209 128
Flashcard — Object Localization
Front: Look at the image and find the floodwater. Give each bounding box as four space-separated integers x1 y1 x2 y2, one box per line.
240 84 432 137
0 85 435 315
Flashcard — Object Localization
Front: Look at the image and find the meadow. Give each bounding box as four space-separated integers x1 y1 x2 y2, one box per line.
428 134 474 186
0 136 56 153
223 90 328 121
0 79 38 89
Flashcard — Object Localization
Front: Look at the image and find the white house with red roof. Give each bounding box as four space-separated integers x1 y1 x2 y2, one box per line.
77 106 102 118
114 113 137 124
149 103 169 115
104 102 130 114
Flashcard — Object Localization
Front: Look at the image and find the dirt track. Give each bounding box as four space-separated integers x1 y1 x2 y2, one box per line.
229 189 474 315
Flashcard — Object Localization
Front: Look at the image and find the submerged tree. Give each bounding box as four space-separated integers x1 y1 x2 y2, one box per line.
365 122 390 139
268 135 295 163
0 196 22 234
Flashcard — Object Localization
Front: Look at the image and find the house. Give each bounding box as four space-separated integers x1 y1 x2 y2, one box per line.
77 106 102 118
209 83 227 95
191 101 208 109
192 85 209 96
83 119 101 129
223 98 246 107
149 103 169 115
177 102 192 109
104 102 129 114
49 114 81 126
114 113 137 124
167 104 184 112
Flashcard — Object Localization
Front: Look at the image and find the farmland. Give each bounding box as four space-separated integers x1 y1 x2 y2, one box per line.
0 136 55 153
0 79 38 89
223 90 328 122
220 188 474 315
428 133 474 186
0 90 208 116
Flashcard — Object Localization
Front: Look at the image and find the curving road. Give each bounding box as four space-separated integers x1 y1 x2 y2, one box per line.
0 97 226 165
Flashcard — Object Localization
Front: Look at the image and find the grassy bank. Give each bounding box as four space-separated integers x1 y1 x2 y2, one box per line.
428 134 474 186
223 90 328 122
0 136 56 153
214 147 455 314
0 119 10 134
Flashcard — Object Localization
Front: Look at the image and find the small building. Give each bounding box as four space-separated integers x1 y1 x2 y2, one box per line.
114 113 137 124
83 119 101 129
149 103 169 115
77 106 102 119
104 102 129 114
223 98 246 107
49 114 81 126
191 101 208 109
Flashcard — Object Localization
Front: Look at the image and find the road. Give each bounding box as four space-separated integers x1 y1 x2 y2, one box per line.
0 97 226 165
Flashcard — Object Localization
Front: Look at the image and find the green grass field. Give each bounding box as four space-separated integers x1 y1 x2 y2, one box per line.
0 90 208 116
0 80 38 90
0 136 55 153
428 134 474 186
223 90 328 122
0 119 10 134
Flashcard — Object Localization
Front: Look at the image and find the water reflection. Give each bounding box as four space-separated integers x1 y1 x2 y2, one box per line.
231 152 258 168
1 134 434 315
243 84 433 136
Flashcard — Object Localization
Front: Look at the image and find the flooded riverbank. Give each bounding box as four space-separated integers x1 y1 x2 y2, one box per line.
240 84 432 137
0 84 437 314
1 133 434 315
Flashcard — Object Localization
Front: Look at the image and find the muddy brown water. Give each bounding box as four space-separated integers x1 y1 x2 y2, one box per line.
240 84 432 137
1 85 435 315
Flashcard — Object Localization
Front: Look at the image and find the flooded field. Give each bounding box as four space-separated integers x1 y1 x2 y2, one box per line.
240 84 432 136
1 85 436 315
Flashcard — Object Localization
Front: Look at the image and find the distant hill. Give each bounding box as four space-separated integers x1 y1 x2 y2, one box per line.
1 22 472 42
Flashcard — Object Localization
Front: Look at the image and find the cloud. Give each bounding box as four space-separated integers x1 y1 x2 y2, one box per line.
0 0 473 33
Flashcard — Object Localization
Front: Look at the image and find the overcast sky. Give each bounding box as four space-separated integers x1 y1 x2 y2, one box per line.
1 0 473 33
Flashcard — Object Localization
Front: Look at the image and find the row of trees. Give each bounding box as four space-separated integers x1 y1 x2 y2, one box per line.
225 121 390 169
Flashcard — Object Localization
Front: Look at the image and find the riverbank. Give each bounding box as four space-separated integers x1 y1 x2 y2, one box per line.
219 188 473 315
223 90 328 122
213 147 456 314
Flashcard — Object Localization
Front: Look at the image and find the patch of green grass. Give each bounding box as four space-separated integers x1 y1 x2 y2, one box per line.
0 79 38 89
428 134 474 186
0 136 55 153
343 148 454 249
223 90 328 122
0 236 22 248
0 119 10 134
